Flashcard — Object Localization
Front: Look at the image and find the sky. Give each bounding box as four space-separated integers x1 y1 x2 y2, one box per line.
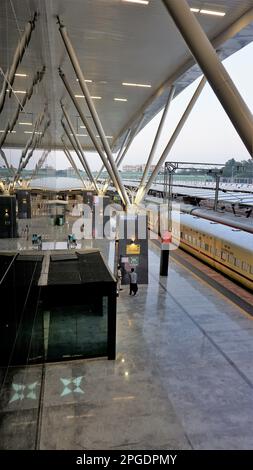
3 40 253 172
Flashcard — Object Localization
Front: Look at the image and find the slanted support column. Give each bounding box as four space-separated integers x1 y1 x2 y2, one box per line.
61 103 99 193
135 86 175 205
96 129 131 182
58 68 129 206
57 17 130 206
61 138 87 189
103 115 145 193
162 0 253 157
137 76 206 204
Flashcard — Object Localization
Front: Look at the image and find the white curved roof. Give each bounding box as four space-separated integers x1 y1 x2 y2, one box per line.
1 0 253 151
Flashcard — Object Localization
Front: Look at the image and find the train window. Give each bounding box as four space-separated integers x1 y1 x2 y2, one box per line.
242 262 249 272
215 249 221 257
205 244 209 252
235 258 241 268
229 255 235 265
188 235 192 242
192 237 196 245
200 242 205 249
180 232 183 238
221 252 227 261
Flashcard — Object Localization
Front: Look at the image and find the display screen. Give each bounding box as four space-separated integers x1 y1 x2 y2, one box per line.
126 243 141 255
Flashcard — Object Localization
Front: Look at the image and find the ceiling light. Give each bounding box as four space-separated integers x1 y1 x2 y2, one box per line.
74 94 102 99
15 73 28 77
114 98 128 102
96 135 113 139
19 122 33 126
8 130 16 133
122 82 151 88
80 125 86 129
24 131 33 134
12 90 27 94
76 78 93 83
190 8 200 13
76 133 88 137
122 0 149 5
200 9 226 16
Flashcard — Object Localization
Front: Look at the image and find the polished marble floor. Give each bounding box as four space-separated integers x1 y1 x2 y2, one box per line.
1 225 253 449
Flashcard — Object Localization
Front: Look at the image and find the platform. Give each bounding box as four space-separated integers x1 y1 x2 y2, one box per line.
1 239 253 449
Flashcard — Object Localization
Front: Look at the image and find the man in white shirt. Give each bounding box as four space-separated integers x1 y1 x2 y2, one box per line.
129 268 138 296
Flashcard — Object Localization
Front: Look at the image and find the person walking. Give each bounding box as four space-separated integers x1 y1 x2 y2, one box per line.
117 265 123 294
129 268 138 296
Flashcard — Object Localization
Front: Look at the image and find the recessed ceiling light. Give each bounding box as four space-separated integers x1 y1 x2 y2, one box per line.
114 98 128 102
122 82 151 88
10 90 26 94
0 129 14 133
15 73 28 77
200 9 226 16
122 0 149 5
19 122 33 126
76 78 93 83
96 135 113 139
74 94 102 99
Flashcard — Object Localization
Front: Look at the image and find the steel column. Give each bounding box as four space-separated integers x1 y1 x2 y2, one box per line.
135 86 175 205
61 103 99 193
58 69 128 205
137 77 206 204
163 0 253 157
103 116 145 193
61 119 91 183
61 138 87 189
96 129 131 182
57 18 130 206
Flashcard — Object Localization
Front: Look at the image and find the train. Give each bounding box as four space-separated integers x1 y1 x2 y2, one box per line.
146 201 253 291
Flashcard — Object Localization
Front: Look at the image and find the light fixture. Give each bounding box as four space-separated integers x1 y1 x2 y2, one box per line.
114 98 128 102
76 78 93 83
24 131 33 134
200 9 226 16
6 89 26 94
74 94 102 99
15 73 28 77
76 133 88 137
190 8 200 13
80 125 86 129
19 122 33 126
122 0 149 5
122 82 151 88
96 135 113 139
